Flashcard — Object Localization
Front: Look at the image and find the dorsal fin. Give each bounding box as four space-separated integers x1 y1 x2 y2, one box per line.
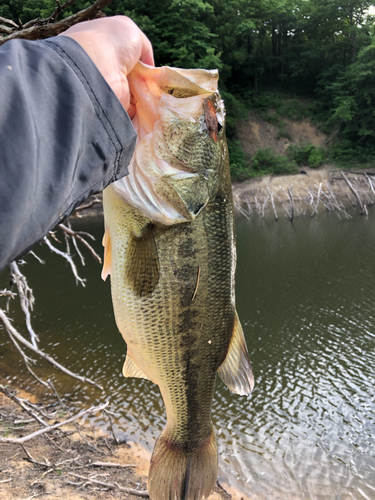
218 311 254 395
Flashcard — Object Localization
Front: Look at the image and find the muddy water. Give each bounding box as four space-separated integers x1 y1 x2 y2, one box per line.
1 213 375 500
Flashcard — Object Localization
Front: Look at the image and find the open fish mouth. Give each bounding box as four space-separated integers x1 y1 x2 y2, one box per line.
112 62 226 225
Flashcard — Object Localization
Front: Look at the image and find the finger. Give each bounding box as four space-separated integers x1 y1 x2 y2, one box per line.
139 32 155 67
127 102 136 120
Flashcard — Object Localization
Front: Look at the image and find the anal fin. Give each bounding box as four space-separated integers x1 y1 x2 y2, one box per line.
123 352 150 380
218 311 254 395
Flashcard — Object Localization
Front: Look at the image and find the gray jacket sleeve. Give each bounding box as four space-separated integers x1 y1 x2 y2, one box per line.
0 35 137 271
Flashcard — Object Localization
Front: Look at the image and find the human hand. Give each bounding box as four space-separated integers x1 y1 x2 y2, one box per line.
61 16 154 119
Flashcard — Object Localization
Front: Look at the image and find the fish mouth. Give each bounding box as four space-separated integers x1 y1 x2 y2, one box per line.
112 63 225 225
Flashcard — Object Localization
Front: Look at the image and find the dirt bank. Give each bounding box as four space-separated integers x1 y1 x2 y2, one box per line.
232 166 331 201
236 114 328 161
0 388 245 500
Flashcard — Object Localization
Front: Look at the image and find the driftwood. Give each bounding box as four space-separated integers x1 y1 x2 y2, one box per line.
234 171 375 221
341 172 366 214
0 0 113 46
267 187 278 221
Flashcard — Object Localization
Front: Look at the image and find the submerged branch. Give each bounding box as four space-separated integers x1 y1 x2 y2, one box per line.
234 172 375 220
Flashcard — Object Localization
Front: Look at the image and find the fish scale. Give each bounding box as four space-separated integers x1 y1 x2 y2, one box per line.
102 62 254 500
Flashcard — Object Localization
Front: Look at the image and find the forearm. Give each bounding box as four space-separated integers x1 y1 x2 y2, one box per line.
0 36 136 271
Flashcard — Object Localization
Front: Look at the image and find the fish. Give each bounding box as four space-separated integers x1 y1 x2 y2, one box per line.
101 62 254 500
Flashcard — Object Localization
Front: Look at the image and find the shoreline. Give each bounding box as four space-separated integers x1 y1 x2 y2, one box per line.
73 167 375 221
232 166 375 219
0 386 249 500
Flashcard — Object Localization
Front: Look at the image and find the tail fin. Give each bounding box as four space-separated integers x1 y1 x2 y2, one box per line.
148 427 217 500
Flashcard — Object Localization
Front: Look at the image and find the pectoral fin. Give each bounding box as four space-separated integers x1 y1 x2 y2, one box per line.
125 224 160 297
218 312 254 395
101 228 112 281
123 352 150 380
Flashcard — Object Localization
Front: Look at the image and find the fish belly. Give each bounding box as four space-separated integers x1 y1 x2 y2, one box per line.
103 183 237 500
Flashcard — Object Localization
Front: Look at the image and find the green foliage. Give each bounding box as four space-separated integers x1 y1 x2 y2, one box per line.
325 40 375 148
252 148 298 175
276 124 292 141
2 0 375 171
286 144 325 168
228 139 251 181
220 89 248 138
329 140 375 167
278 99 308 121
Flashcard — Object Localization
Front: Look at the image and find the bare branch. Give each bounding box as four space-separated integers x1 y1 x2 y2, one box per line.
0 0 113 45
67 472 149 497
29 251 45 264
5 325 50 388
0 289 17 298
58 224 102 264
0 309 103 390
73 196 102 215
44 236 86 286
0 24 13 35
267 187 278 220
0 16 19 28
91 462 137 468
9 261 38 347
0 402 108 444
341 172 366 214
0 386 49 427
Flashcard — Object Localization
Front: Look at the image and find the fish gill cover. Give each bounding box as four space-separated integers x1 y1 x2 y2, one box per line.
112 62 225 225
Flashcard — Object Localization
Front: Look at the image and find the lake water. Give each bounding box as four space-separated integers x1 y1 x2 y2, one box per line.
1 212 375 500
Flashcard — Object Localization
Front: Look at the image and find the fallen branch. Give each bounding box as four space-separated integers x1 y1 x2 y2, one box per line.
103 409 119 445
0 403 108 444
0 386 49 428
91 461 137 468
67 472 149 496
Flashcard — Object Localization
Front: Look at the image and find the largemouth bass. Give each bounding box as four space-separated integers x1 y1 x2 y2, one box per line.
102 62 254 500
